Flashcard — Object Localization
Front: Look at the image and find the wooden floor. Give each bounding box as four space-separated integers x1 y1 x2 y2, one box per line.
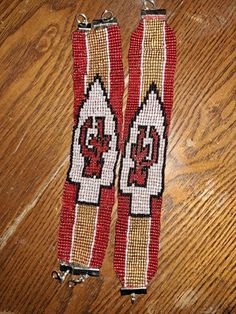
0 0 235 313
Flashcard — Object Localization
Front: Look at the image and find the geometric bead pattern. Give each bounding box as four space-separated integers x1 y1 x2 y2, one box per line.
114 15 176 290
57 25 124 270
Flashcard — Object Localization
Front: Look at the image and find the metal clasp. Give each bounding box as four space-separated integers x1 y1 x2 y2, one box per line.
141 0 166 17
131 293 136 304
76 13 91 31
52 269 70 283
93 10 117 29
68 274 89 288
142 0 156 10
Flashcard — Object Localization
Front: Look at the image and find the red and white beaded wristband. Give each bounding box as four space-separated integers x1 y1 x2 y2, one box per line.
53 11 124 286
114 3 176 300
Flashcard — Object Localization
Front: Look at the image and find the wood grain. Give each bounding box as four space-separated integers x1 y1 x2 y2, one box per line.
0 0 235 313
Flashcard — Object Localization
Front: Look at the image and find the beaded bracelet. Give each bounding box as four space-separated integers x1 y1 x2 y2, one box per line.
53 12 124 286
114 4 176 300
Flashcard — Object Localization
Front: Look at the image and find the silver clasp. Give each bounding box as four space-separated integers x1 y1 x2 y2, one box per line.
52 269 70 283
141 0 166 17
142 0 156 10
131 293 136 304
76 13 91 31
101 9 113 22
68 274 89 288
93 10 117 29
